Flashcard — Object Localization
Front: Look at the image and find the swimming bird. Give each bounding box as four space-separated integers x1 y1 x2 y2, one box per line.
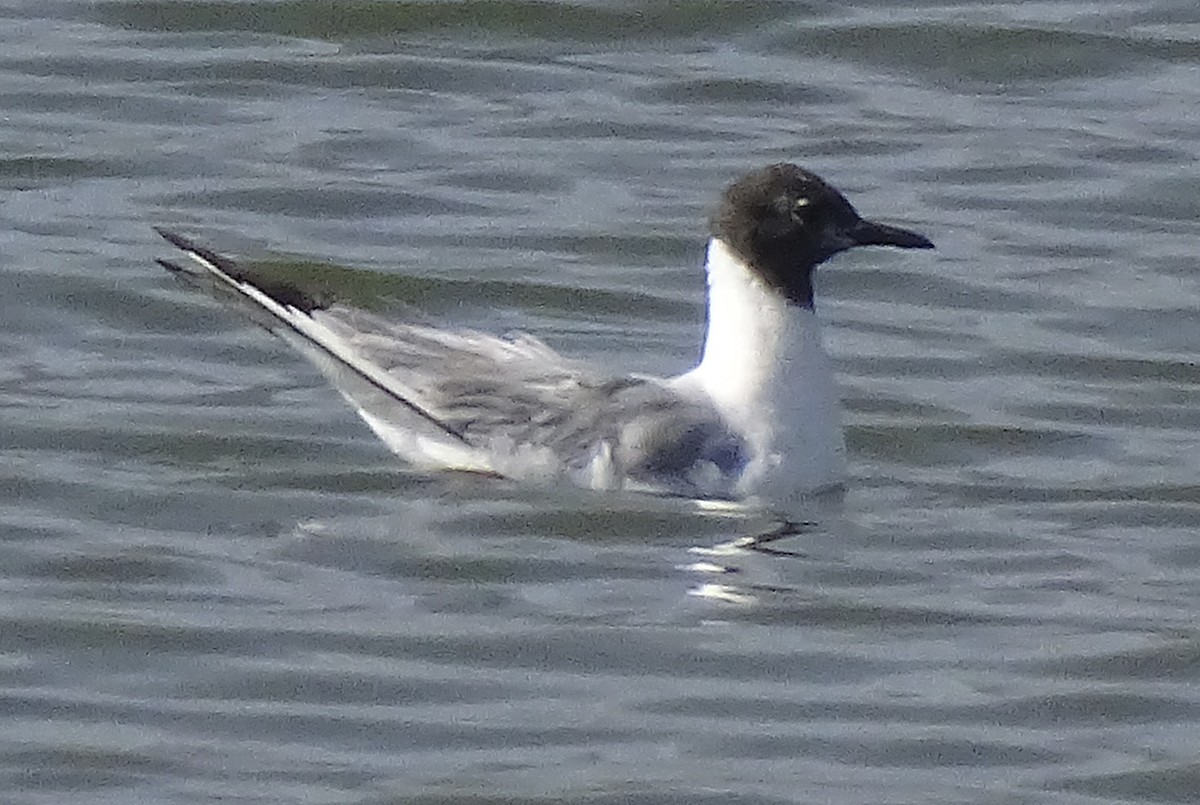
155 163 933 506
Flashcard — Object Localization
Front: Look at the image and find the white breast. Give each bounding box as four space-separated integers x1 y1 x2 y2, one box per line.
673 238 845 501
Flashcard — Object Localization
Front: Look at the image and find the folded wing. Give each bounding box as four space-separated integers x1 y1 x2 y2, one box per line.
155 229 744 496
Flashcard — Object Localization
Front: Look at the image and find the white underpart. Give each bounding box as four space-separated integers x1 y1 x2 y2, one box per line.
673 238 845 500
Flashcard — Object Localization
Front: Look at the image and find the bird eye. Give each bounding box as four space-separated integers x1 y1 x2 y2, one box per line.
790 196 812 222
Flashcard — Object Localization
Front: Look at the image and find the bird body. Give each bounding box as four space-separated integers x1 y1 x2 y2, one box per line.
155 164 933 505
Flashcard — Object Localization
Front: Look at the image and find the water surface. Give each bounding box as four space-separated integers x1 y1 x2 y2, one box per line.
2 1 1200 803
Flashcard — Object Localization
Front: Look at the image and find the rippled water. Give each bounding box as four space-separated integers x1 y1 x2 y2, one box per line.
3 1 1200 803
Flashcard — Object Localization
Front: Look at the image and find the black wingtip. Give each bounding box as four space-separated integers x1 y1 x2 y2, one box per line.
154 226 328 314
153 225 183 246
152 228 468 446
153 226 202 256
155 257 193 276
153 226 243 276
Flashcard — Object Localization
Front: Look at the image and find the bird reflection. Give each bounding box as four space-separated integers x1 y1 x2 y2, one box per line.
683 519 823 605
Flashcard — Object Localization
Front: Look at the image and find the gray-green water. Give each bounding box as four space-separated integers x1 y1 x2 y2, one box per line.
3 2 1200 803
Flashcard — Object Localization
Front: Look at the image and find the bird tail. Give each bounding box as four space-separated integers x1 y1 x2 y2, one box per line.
153 228 478 458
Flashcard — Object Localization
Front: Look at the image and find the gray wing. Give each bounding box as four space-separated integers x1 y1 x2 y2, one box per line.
155 228 745 494
313 305 747 495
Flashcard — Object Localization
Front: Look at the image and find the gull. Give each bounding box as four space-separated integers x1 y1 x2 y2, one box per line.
155 163 933 507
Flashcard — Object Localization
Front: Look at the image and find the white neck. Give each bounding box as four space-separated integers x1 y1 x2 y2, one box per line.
675 238 845 497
